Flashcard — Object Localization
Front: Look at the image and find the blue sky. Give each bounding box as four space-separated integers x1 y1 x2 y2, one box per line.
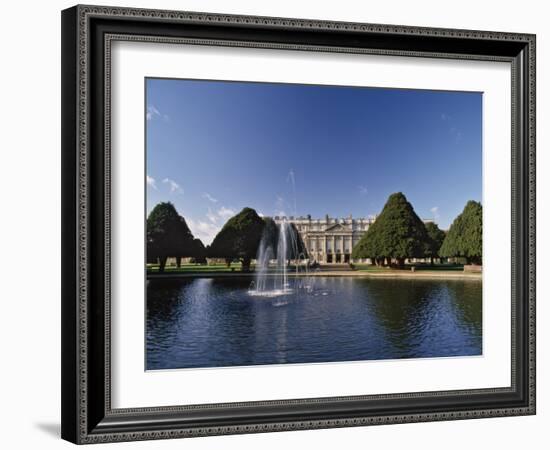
146 78 482 245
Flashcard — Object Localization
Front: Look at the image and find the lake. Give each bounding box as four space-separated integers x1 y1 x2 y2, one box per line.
146 276 482 370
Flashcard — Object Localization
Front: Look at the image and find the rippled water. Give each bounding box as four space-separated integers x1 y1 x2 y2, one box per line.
146 277 482 370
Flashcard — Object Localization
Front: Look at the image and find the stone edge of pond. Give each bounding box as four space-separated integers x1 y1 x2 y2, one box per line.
147 271 482 280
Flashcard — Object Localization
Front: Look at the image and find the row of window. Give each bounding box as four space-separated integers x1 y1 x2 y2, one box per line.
296 226 370 232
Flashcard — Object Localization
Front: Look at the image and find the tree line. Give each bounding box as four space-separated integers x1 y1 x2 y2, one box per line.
147 193 482 272
147 203 307 272
352 192 482 266
146 202 207 272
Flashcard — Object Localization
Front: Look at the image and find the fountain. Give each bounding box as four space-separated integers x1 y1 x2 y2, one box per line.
248 218 309 297
248 169 317 298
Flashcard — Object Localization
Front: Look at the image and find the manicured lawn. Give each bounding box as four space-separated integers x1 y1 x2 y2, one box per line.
353 263 464 272
146 263 251 273
351 264 388 272
406 263 464 272
147 263 313 274
147 262 466 274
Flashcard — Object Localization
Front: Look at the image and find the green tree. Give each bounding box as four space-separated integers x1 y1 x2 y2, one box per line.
189 238 207 264
147 202 195 272
288 223 308 260
258 218 308 263
440 200 482 265
424 222 446 265
208 207 265 271
260 217 279 255
352 192 429 267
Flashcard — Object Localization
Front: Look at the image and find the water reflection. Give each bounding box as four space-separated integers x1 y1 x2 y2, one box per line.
363 279 482 358
146 277 482 370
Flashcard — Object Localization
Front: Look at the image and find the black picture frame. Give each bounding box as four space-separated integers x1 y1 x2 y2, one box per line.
61 4 536 444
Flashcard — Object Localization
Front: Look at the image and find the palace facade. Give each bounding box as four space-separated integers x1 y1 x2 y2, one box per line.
272 214 434 264
271 214 375 264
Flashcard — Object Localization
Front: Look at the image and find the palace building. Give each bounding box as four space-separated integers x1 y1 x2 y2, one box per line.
271 214 375 264
271 214 434 264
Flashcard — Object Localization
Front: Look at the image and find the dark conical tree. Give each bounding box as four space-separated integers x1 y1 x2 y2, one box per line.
439 201 482 265
288 223 308 260
189 238 207 264
351 222 382 265
352 192 430 267
424 222 447 265
257 218 308 263
208 207 265 271
260 217 280 255
147 202 195 272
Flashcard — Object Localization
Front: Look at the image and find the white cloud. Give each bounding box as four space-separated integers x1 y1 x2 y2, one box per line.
162 178 183 194
258 211 265 218
430 206 440 219
202 204 237 228
186 205 238 246
358 185 368 196
187 218 220 246
217 206 236 221
202 192 218 203
146 105 169 122
179 201 238 248
146 175 157 190
206 208 218 224
146 105 160 121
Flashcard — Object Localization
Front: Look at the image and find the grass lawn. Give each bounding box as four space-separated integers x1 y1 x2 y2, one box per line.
406 263 464 271
350 264 388 272
147 263 314 274
146 263 251 273
147 262 466 275
353 263 464 272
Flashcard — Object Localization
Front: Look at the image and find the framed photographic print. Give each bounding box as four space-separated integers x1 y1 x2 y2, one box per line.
61 5 536 444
